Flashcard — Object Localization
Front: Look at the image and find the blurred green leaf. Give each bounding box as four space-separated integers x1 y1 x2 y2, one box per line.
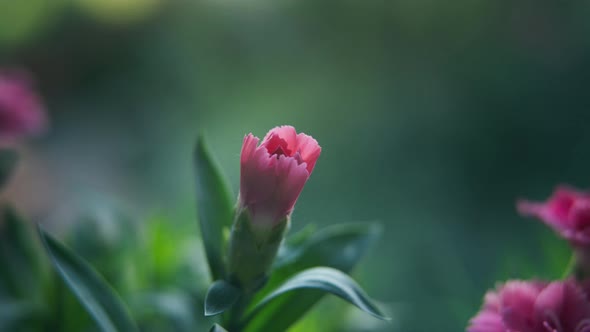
209 323 229 332
194 136 234 281
0 207 45 299
0 0 63 45
244 223 381 331
67 210 141 295
204 280 241 316
244 267 388 331
130 291 198 332
0 300 40 331
274 222 381 272
255 222 380 299
38 226 138 332
283 224 317 247
74 0 161 25
0 150 18 190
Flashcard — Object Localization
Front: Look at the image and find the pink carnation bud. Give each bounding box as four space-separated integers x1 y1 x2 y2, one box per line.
239 125 321 226
0 70 47 143
468 280 590 332
518 186 590 247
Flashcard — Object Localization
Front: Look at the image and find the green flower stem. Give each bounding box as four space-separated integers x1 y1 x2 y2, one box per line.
224 292 253 331
561 253 575 280
227 210 288 291
224 210 289 330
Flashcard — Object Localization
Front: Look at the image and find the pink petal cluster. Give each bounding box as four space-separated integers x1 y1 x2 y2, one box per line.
468 280 590 332
0 70 47 143
518 186 590 247
239 125 321 226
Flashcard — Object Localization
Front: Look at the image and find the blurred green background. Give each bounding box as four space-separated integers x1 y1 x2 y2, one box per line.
2 0 590 331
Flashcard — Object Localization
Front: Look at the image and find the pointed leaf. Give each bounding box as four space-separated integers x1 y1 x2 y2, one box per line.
204 280 242 316
0 207 45 299
209 323 229 332
245 267 388 331
274 222 381 273
38 226 138 332
194 136 234 281
245 223 381 331
0 149 17 190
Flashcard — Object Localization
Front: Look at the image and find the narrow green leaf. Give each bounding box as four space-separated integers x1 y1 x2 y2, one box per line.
245 267 388 330
0 207 45 299
204 280 242 316
209 323 229 332
0 149 17 190
0 300 40 331
274 222 381 273
194 136 234 281
38 226 138 332
244 223 381 331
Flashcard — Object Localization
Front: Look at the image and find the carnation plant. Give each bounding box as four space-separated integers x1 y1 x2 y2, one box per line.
0 124 389 331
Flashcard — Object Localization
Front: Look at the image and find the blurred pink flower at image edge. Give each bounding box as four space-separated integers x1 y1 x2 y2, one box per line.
468 279 590 332
0 69 47 143
518 186 590 247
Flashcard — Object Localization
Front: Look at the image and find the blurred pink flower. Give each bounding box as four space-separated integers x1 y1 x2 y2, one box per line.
0 70 47 143
239 125 321 226
468 280 590 332
518 186 590 247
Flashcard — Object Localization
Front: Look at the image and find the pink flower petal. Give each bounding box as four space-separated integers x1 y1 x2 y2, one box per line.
468 311 505 332
296 133 321 173
501 282 540 331
261 126 297 157
469 280 590 332
518 186 590 247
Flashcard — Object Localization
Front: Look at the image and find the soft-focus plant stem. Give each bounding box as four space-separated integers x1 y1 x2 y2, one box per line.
48 275 64 332
562 254 575 280
222 210 288 331
227 209 287 291
224 292 253 331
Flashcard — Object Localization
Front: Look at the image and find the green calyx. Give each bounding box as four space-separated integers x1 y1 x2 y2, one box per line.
227 209 289 292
